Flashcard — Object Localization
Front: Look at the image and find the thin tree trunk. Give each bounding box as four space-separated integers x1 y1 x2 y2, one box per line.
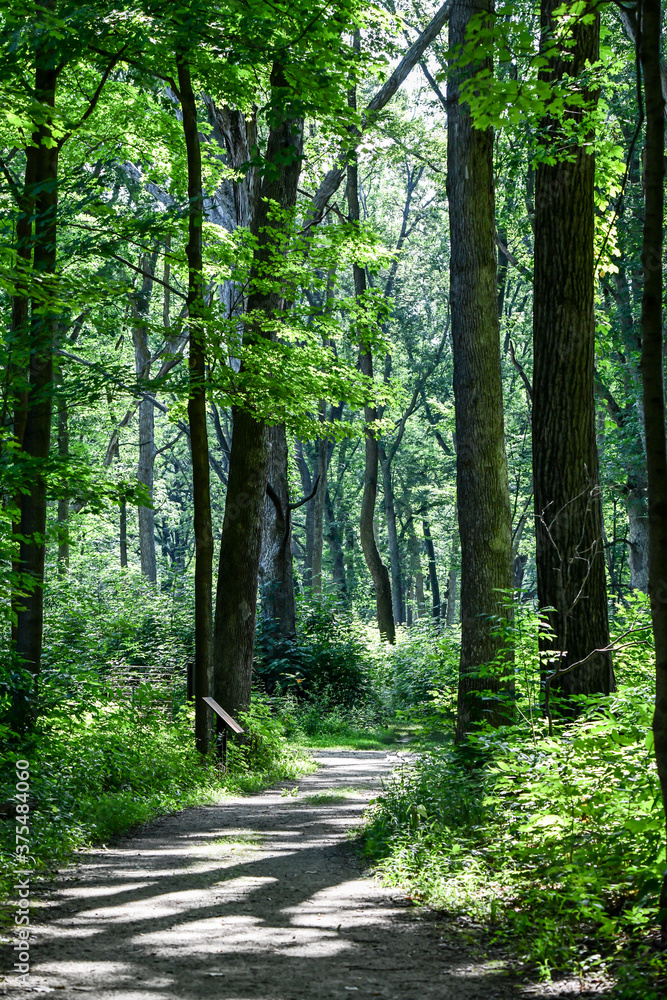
532 0 613 706
446 527 459 626
131 254 157 584
637 0 667 939
448 0 513 740
324 486 347 595
177 55 213 756
214 62 304 719
423 520 440 621
259 423 296 638
15 48 59 692
312 419 327 593
406 510 426 620
379 444 403 624
348 77 395 643
120 501 128 568
295 440 315 587
57 396 69 573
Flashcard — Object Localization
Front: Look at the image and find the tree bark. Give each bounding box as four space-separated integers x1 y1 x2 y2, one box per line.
448 0 513 740
348 81 395 643
259 423 296 638
131 253 157 584
532 0 613 706
214 62 304 720
324 486 347 595
312 421 327 593
57 395 69 573
446 527 459 626
379 444 403 624
295 440 315 587
177 55 213 756
422 520 440 621
15 45 59 690
637 0 667 939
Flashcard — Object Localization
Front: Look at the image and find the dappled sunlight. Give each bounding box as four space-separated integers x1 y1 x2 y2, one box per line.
1 751 546 999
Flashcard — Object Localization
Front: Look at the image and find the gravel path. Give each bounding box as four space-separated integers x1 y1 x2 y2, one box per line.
0 750 605 999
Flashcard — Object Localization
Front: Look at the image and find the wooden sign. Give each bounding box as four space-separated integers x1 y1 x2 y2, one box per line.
202 697 244 734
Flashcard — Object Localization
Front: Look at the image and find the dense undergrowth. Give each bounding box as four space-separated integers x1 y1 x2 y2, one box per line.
2 574 666 999
361 598 667 999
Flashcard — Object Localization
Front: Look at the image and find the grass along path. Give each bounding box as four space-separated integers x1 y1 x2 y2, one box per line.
1 749 586 1000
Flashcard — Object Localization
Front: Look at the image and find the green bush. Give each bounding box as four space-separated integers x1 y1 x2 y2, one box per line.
363 682 664 985
255 593 374 707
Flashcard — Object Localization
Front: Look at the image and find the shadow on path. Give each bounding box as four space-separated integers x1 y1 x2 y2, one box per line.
0 751 606 999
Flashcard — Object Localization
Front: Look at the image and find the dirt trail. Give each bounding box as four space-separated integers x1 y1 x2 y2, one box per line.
1 750 589 999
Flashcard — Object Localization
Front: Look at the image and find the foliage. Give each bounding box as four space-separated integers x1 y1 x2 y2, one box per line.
255 594 377 707
0 671 310 915
363 666 666 992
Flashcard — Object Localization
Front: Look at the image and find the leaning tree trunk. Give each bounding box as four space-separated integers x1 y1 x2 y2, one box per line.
448 0 513 740
637 0 667 940
532 0 613 708
177 55 213 755
214 62 304 720
295 440 315 587
15 49 59 700
259 423 296 639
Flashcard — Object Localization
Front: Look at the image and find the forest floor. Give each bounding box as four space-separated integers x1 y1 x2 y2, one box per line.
0 749 613 1000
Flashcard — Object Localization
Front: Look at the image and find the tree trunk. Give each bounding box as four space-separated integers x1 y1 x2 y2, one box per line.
348 107 395 643
177 56 213 755
325 486 347 595
406 510 426 620
15 50 59 691
295 440 315 587
259 423 296 638
379 444 403 625
532 0 613 706
637 0 667 939
423 520 440 621
131 254 157 584
312 424 327 593
448 0 513 740
446 527 459 626
57 396 69 573
628 481 649 592
120 499 128 568
214 62 304 719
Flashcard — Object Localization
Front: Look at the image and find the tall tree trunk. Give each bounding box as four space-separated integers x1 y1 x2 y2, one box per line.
120 500 128 568
406 509 426 620
348 105 395 643
448 0 513 740
532 0 613 706
423 520 440 621
312 423 327 593
177 56 213 755
295 440 315 586
446 527 459 626
131 254 157 584
15 48 60 694
259 423 296 638
57 395 69 573
637 0 667 939
379 444 403 624
324 486 347 595
214 62 304 719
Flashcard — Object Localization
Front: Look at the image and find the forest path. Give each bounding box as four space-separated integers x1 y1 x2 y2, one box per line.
2 750 584 1000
